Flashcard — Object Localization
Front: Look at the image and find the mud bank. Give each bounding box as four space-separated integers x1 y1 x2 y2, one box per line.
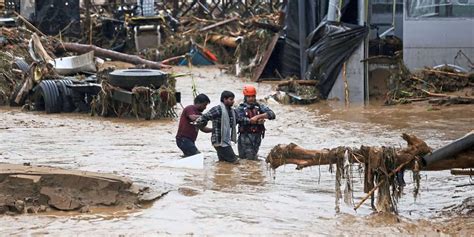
0 164 169 215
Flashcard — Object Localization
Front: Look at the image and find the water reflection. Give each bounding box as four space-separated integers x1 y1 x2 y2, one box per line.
206 160 266 192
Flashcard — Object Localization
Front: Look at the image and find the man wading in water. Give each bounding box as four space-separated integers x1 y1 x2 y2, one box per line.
236 85 275 160
195 91 259 163
176 94 212 157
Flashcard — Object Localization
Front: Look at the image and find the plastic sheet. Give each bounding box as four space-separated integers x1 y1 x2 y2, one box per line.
279 0 326 78
305 21 368 98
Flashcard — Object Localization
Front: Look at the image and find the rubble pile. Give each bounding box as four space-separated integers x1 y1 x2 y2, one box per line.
0 0 284 117
0 24 178 119
0 28 33 105
75 2 282 76
268 79 320 104
157 13 280 69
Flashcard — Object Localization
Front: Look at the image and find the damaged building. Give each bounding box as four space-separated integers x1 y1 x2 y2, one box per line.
262 0 473 103
0 0 472 116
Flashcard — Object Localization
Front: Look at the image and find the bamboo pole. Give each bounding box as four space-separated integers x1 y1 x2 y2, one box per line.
14 11 47 37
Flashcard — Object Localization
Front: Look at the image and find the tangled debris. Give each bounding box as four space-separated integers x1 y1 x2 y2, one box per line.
0 27 35 105
385 59 474 105
0 1 283 117
271 79 320 104
155 12 281 78
91 78 177 120
0 164 170 215
70 1 283 79
0 25 178 119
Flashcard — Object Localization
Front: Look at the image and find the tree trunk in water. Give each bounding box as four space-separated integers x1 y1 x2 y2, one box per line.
266 133 474 171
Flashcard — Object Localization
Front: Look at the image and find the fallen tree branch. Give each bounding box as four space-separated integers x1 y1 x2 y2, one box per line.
266 133 473 213
429 97 474 105
421 89 474 104
199 17 238 32
161 55 187 65
421 89 452 98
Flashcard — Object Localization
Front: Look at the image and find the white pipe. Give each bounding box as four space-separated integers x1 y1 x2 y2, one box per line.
328 0 339 21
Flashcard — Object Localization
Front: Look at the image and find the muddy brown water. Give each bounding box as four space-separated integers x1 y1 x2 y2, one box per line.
0 67 473 235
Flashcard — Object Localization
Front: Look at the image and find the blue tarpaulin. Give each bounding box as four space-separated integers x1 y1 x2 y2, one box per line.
178 46 215 66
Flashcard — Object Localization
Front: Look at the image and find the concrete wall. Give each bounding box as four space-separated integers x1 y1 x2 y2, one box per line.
327 45 366 103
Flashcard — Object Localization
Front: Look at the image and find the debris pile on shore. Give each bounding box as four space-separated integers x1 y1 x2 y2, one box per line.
385 62 474 105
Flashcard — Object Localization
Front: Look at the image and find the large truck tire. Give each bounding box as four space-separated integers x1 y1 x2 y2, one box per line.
55 80 75 112
33 80 62 113
108 69 168 89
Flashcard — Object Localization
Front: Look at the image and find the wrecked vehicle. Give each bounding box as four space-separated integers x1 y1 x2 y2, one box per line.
0 24 179 119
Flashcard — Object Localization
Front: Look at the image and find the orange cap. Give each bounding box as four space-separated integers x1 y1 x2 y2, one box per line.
243 85 256 96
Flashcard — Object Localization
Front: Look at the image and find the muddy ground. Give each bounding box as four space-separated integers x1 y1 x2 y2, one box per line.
0 66 473 235
0 164 170 215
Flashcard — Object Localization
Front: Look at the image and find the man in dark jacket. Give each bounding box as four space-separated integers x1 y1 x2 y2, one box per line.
195 91 259 163
176 94 212 157
236 85 276 160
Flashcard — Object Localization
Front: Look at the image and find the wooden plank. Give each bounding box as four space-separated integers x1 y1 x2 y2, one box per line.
252 33 280 82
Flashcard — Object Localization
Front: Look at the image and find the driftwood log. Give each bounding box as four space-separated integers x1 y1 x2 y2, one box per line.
208 35 241 48
54 43 169 69
266 133 474 171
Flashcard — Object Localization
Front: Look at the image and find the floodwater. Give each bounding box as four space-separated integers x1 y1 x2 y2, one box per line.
0 67 473 235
